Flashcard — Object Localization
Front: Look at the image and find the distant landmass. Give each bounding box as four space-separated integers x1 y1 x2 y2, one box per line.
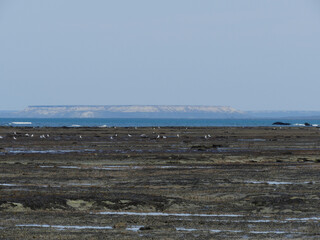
1 105 320 119
0 105 243 118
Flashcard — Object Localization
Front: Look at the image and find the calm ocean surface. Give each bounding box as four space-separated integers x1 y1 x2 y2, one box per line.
1 118 320 127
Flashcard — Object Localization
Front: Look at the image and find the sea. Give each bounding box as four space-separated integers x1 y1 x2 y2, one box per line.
0 118 319 127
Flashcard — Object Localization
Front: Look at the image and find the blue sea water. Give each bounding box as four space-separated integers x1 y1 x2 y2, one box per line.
0 118 320 127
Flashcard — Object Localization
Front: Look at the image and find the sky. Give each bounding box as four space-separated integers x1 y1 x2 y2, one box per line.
0 0 320 111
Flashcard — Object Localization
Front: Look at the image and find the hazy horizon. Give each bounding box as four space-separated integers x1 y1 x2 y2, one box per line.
1 1 320 111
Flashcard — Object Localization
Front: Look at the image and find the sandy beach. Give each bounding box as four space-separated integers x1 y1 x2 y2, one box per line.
1 126 320 239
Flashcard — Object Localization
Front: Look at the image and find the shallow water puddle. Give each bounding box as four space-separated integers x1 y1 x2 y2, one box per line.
238 139 266 142
16 224 113 230
5 148 95 154
95 211 242 217
250 230 287 234
211 229 243 233
126 226 144 232
93 165 215 171
176 218 290 223
67 183 95 186
177 216 320 224
58 166 81 169
93 166 133 170
176 228 294 235
176 227 197 232
286 217 320 221
0 183 17 186
176 228 287 234
0 183 60 188
245 180 313 185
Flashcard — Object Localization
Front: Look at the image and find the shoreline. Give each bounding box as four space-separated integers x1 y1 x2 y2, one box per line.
2 117 320 128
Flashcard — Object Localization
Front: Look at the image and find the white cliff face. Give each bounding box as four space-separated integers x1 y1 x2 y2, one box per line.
108 106 160 112
21 105 244 118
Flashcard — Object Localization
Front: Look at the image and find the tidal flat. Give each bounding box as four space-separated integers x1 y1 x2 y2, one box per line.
1 126 320 239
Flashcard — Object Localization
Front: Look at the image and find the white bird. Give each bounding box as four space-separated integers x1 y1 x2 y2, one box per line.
25 134 29 137
46 134 50 138
79 135 82 139
157 135 160 139
162 136 167 139
13 136 16 140
0 136 3 139
31 134 34 137
13 132 17 135
110 136 113 140
128 134 132 137
177 134 180 138
208 134 211 138
204 135 208 139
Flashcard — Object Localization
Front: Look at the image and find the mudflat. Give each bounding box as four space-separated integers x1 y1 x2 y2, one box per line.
1 126 320 239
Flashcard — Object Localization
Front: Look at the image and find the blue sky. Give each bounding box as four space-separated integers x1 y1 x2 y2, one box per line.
1 0 320 110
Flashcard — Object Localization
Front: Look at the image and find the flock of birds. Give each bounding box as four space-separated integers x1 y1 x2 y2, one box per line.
0 127 213 141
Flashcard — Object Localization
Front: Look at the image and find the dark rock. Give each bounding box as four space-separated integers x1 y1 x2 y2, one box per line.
212 144 223 148
272 122 291 126
191 145 209 151
191 144 223 151
139 226 152 231
304 122 311 126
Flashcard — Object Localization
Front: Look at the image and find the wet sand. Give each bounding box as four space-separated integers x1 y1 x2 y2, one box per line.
1 126 320 239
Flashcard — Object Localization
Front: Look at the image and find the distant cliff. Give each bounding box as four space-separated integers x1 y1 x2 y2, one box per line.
1 106 320 119
18 105 245 118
